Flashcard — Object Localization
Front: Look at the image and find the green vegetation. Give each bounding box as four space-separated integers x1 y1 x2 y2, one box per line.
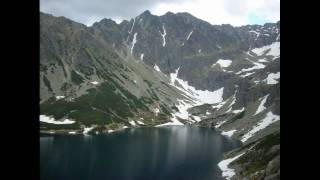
234 132 280 177
160 104 171 115
225 110 245 125
41 81 151 127
147 89 160 101
60 82 72 91
43 76 52 92
40 122 80 130
71 70 84 85
171 105 179 111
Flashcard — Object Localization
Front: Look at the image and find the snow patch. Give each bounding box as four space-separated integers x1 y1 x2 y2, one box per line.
215 120 227 128
239 72 255 78
225 93 237 113
156 116 184 127
128 18 135 34
258 58 269 63
264 72 280 85
159 24 167 47
140 53 144 61
221 130 237 137
232 107 245 114
218 153 245 180
254 94 269 115
186 30 193 40
137 120 145 125
90 81 99 85
170 68 224 105
154 64 161 72
276 34 280 41
83 127 94 134
55 96 65 100
212 101 227 110
241 112 280 142
251 42 280 57
130 32 138 54
212 59 232 68
192 115 201 122
153 108 160 116
249 30 259 36
40 115 75 124
236 62 265 74
129 120 136 126
168 68 225 123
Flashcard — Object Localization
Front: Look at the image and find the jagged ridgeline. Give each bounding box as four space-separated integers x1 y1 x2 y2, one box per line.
40 12 187 132
40 11 279 140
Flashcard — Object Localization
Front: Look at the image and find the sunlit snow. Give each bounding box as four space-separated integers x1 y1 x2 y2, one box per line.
186 30 193 40
254 94 269 115
90 81 99 85
40 115 75 124
218 153 245 180
264 72 280 85
137 120 145 125
170 68 224 105
154 64 161 72
160 24 167 47
241 112 280 142
232 107 245 114
236 62 265 75
166 68 225 125
83 127 94 134
55 96 65 100
130 32 138 54
251 42 280 57
129 120 136 126
211 59 232 68
221 130 237 137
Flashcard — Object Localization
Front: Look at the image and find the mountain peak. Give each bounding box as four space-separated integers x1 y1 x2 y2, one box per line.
139 10 153 18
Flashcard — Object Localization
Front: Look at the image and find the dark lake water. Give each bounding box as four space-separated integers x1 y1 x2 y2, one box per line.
40 126 241 180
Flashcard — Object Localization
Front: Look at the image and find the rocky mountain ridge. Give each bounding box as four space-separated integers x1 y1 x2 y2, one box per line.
40 11 280 180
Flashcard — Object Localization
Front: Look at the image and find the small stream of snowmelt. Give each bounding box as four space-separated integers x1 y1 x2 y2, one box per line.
130 32 138 54
186 30 193 40
160 24 167 47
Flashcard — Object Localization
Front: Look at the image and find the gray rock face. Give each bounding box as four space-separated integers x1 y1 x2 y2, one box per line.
40 11 280 179
90 11 280 112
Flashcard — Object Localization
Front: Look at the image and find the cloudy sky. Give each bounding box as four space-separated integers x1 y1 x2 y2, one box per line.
40 0 280 27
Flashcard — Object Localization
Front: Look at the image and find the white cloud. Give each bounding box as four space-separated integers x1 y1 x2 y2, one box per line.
151 0 279 26
40 0 279 26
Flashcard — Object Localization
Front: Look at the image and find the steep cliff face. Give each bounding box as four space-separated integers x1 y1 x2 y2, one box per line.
40 12 191 133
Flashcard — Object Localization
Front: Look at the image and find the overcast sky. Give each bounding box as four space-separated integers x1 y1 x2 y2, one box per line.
40 0 280 27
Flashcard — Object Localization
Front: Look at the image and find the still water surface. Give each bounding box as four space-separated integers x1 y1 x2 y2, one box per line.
40 126 241 180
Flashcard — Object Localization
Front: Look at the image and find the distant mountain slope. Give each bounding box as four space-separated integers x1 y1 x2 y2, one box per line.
40 11 280 179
